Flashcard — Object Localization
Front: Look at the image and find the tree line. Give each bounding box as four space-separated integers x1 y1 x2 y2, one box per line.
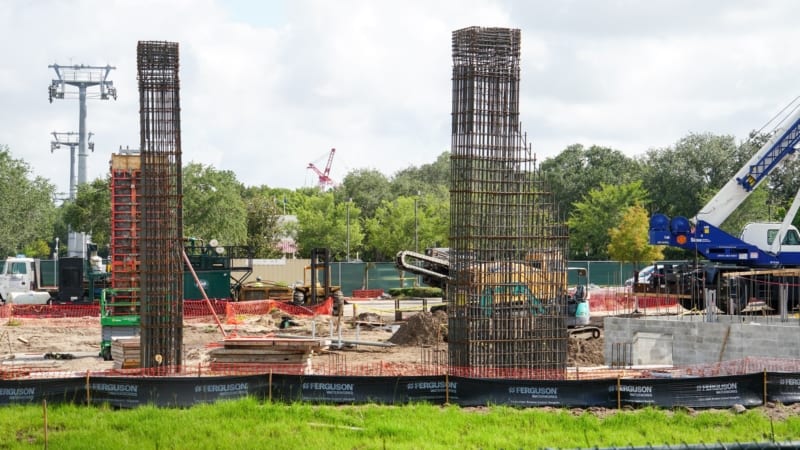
1 131 796 263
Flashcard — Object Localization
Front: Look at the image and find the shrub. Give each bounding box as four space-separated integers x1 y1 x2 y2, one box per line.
387 287 443 298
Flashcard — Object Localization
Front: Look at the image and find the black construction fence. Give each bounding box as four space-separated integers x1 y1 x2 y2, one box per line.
2 371 799 409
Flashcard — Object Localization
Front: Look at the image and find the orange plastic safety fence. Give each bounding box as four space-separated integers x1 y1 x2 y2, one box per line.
0 298 333 321
225 298 333 318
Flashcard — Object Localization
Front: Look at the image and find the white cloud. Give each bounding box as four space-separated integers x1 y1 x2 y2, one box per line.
2 0 800 196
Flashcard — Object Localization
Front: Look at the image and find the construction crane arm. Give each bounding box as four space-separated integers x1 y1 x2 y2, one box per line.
324 148 336 176
307 148 336 189
696 105 800 226
307 163 325 178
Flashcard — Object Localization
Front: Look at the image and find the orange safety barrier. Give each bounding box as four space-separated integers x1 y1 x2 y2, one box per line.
351 289 384 299
224 297 333 318
588 287 681 315
0 297 335 320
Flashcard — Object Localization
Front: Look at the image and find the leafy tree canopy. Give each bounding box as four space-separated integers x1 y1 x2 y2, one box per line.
568 181 648 260
294 192 363 260
607 205 664 268
641 133 750 218
182 162 247 245
337 169 391 219
541 144 641 218
61 177 111 250
0 146 57 257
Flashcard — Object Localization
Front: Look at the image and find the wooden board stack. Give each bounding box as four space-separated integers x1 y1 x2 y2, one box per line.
209 337 328 373
111 338 140 369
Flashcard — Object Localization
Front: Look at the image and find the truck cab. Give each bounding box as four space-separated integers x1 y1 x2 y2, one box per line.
0 256 50 304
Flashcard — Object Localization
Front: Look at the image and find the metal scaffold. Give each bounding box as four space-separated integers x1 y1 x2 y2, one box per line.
137 41 184 371
448 27 570 378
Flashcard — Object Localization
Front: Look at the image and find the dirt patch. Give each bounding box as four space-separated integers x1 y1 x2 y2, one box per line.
1 309 607 373
388 311 447 346
568 336 605 366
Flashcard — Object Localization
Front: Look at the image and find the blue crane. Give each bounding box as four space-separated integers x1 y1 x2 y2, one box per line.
649 100 800 267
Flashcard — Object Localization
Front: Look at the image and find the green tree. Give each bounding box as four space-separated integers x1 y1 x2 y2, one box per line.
390 151 450 198
364 193 448 260
337 169 392 219
243 185 295 216
23 239 53 259
416 192 450 251
641 133 750 218
608 205 664 272
61 177 111 250
541 144 641 218
294 193 363 259
242 194 283 258
568 181 649 260
365 196 417 260
182 163 247 245
0 146 57 257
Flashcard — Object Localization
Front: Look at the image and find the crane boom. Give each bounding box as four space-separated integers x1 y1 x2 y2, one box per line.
696 105 800 226
650 99 800 267
307 148 336 189
324 148 336 176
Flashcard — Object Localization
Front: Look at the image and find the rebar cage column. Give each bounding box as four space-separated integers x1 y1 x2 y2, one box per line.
137 41 183 371
448 27 570 378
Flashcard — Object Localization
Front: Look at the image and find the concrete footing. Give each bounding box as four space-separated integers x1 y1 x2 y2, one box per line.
604 315 800 366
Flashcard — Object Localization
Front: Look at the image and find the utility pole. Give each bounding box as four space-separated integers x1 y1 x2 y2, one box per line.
48 64 117 257
414 191 420 253
346 198 352 262
50 131 94 201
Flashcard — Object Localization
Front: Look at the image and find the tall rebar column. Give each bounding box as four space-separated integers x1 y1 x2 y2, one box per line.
137 41 183 371
448 27 569 378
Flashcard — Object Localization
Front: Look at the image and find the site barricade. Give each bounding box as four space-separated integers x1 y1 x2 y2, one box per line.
1 369 796 409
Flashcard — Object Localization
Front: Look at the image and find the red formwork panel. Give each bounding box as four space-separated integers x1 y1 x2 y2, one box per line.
110 164 142 292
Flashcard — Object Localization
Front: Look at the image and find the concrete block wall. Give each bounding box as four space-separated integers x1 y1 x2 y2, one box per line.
605 316 800 366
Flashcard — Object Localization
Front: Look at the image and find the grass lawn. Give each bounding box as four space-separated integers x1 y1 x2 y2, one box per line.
2 398 800 449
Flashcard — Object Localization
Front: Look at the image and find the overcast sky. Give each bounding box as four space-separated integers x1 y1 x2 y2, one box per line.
2 0 800 198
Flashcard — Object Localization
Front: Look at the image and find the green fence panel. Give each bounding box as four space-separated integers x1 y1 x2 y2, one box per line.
332 260 665 297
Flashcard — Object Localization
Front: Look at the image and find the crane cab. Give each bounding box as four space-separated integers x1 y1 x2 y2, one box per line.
740 222 800 254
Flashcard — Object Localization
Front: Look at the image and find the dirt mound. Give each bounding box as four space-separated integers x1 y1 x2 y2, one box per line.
388 312 446 346
568 337 605 366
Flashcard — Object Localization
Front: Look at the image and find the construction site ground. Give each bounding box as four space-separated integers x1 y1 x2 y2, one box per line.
0 300 605 373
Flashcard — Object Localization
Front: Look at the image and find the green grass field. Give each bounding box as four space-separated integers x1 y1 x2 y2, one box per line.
2 398 800 449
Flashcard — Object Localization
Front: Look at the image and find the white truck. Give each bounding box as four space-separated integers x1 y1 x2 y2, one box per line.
0 256 53 305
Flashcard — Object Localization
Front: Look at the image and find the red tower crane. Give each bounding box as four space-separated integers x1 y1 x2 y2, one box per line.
308 148 336 189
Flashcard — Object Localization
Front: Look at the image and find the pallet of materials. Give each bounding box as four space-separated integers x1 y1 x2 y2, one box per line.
111 338 140 369
208 336 328 366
